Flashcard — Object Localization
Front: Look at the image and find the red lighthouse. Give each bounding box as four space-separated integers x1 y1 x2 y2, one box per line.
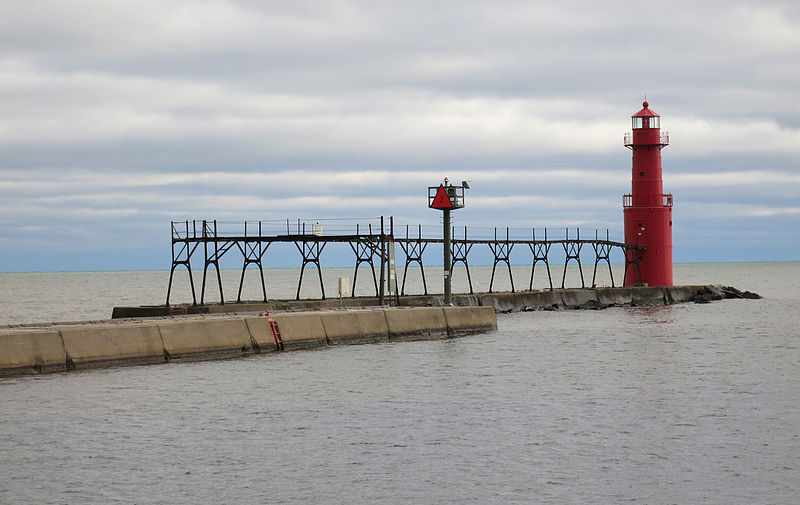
623 101 673 287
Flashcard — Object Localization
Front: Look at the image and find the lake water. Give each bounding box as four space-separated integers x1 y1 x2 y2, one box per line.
1 262 798 503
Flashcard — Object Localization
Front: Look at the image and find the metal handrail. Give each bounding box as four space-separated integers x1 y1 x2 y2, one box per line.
623 193 673 208
623 131 669 146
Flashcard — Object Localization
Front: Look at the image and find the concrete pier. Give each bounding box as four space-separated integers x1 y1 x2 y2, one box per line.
0 306 497 377
113 284 756 318
2 285 758 377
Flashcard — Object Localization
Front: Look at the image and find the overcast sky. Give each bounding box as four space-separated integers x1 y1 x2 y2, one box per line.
1 0 798 271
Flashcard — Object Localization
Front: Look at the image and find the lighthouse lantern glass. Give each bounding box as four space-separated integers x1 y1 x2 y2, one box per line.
633 117 660 129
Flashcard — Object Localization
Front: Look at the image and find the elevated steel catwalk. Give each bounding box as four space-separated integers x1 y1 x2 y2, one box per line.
167 217 644 306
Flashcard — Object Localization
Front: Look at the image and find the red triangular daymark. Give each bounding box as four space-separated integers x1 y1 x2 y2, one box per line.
430 184 453 209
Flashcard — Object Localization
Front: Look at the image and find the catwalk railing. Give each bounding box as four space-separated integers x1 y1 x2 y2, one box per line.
166 217 645 306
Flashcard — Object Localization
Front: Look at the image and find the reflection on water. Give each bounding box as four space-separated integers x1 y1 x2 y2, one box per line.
623 304 679 325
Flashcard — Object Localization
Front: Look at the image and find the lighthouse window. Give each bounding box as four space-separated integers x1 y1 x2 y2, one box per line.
632 117 660 129
639 171 645 177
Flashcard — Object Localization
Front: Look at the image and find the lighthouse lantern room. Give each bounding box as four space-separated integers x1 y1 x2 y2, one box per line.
623 101 673 287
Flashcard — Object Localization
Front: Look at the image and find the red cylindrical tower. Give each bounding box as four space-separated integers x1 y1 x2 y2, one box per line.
623 101 673 286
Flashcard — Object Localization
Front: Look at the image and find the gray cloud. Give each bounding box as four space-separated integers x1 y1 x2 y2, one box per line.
1 0 798 271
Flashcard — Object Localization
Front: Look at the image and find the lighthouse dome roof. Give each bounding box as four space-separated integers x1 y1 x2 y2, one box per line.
632 101 660 118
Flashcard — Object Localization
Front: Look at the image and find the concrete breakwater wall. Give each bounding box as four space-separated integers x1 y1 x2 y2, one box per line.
113 284 756 318
454 284 760 312
0 306 497 377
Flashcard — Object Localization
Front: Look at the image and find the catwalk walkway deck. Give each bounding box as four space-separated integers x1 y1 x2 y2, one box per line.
167 217 645 306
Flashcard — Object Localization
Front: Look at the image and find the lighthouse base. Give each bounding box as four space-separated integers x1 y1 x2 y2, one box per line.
624 205 673 287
